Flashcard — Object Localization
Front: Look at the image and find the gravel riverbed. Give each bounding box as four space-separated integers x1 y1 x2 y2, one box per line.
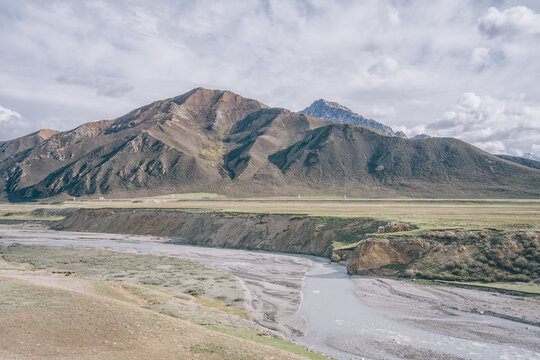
0 228 538 360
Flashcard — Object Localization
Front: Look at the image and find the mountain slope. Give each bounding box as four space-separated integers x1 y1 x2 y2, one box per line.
1 88 539 200
269 124 540 198
1 88 268 200
496 154 540 170
299 99 406 137
0 129 59 162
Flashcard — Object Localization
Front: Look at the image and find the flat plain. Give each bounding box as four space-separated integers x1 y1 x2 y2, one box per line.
2 196 540 232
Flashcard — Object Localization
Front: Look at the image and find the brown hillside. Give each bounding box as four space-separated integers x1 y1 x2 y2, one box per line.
0 129 59 162
269 124 540 198
1 88 539 200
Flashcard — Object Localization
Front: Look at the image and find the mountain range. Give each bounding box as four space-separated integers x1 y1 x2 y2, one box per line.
1 88 539 201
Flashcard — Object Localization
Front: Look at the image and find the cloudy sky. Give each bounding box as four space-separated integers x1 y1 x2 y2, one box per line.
1 0 539 156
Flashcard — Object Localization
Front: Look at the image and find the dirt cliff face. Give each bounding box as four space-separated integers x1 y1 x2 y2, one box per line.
346 230 539 282
347 239 428 275
58 209 335 257
58 209 539 283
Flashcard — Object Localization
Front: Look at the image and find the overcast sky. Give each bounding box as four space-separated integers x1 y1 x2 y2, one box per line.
1 0 539 156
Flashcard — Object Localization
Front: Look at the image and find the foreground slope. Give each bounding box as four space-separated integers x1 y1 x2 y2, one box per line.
0 244 314 360
1 88 539 200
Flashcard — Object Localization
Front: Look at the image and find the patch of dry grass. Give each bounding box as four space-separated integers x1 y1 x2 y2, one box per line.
0 245 327 359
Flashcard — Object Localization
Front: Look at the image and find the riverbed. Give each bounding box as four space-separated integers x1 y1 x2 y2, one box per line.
0 228 538 360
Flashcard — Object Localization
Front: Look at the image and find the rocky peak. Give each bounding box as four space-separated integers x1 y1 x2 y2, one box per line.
299 99 405 138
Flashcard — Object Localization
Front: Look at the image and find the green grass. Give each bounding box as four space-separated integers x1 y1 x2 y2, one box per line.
205 325 329 360
443 281 540 295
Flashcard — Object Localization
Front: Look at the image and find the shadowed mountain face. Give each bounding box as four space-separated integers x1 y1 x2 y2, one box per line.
299 99 407 138
1 88 539 200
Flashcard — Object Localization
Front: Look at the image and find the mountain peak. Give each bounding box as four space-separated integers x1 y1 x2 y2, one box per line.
312 99 352 112
35 129 60 140
0 128 60 162
299 99 405 138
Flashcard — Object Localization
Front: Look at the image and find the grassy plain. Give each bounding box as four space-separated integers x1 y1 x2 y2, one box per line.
1 195 539 232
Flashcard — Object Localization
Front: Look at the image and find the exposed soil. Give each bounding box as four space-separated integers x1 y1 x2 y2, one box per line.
0 271 305 360
56 208 337 257
58 208 540 283
347 230 539 282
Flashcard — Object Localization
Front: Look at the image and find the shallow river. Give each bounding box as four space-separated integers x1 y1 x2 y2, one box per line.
0 229 538 360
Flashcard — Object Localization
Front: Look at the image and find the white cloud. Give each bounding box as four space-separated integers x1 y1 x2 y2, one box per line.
470 47 491 69
0 105 32 140
360 57 424 90
478 6 540 38
385 6 400 26
56 72 133 97
0 0 538 156
366 105 396 118
425 92 540 155
368 58 400 77
0 105 23 124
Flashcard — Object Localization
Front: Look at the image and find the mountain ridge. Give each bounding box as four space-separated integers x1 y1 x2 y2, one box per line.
0 129 59 162
1 88 539 200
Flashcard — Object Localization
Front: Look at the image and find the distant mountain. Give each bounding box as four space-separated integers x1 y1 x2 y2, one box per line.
299 99 406 138
523 153 540 161
412 133 431 140
496 154 540 170
1 88 539 201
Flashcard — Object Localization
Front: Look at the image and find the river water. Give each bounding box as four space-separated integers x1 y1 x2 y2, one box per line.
0 229 538 360
296 258 539 360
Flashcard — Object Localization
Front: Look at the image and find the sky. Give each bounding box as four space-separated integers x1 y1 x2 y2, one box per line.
1 0 539 156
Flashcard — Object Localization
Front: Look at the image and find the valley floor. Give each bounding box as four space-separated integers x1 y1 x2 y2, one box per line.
0 228 538 359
